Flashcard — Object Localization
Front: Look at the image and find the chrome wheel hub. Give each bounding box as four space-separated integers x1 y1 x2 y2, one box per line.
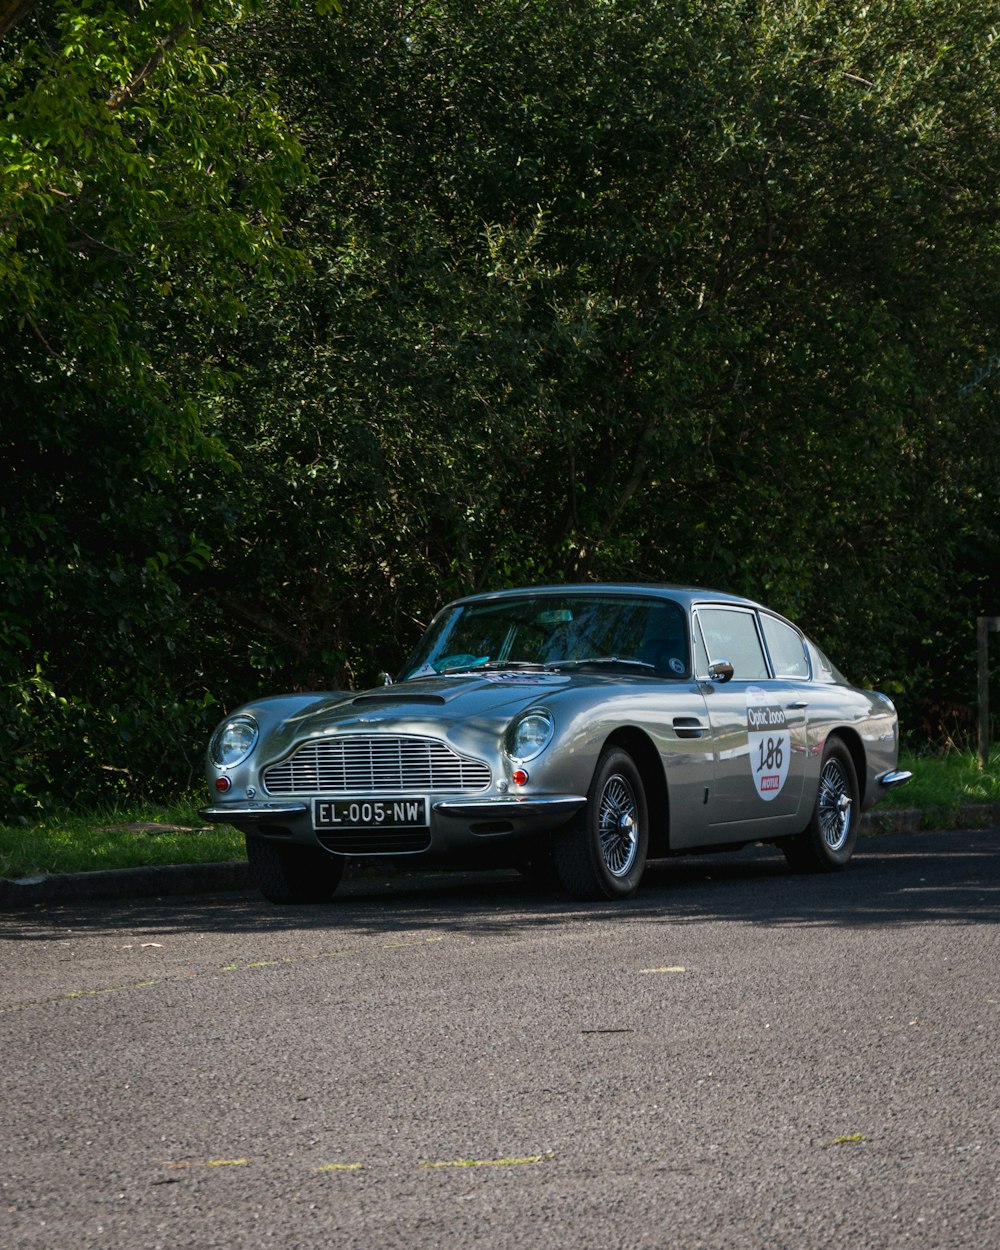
598 775 639 878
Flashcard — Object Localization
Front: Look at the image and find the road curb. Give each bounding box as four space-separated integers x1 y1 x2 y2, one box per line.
0 859 251 906
862 802 1000 834
2 804 998 906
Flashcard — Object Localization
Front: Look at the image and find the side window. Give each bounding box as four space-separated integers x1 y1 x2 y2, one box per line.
760 615 809 679
812 644 847 685
696 607 769 680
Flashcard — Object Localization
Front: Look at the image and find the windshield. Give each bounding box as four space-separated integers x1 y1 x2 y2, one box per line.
400 593 689 680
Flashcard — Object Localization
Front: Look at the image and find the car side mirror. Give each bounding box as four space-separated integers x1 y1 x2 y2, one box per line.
708 660 735 684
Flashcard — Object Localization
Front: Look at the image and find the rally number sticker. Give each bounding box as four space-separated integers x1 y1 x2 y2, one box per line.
746 686 790 801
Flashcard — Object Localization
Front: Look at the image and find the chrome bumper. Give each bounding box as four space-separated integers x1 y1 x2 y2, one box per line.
200 802 308 822
432 794 586 820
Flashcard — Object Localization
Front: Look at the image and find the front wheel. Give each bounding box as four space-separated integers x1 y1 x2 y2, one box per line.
782 738 860 873
552 748 649 900
246 834 345 904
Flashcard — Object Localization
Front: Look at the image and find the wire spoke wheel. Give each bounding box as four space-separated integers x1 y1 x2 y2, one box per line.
817 757 853 851
598 774 640 878
552 747 649 900
782 737 860 873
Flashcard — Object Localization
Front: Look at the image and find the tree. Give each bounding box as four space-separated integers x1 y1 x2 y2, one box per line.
209 0 999 721
4 0 998 817
0 0 306 814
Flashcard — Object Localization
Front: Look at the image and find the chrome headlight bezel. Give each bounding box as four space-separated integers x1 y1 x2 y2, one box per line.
209 714 259 769
504 708 555 762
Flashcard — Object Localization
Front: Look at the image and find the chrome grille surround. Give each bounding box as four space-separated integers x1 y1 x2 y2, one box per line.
262 734 492 796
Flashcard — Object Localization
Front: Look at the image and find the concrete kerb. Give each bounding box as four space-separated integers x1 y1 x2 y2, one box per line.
0 859 251 907
2 805 998 907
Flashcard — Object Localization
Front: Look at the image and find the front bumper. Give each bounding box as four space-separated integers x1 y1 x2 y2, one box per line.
201 801 309 822
198 792 586 857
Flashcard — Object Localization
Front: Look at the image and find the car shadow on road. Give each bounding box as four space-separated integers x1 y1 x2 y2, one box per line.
3 828 998 943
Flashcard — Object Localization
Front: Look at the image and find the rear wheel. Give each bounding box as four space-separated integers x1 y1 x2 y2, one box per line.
553 748 648 900
782 738 860 873
246 834 345 904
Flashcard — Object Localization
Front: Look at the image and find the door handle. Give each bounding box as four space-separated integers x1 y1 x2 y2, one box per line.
786 700 809 709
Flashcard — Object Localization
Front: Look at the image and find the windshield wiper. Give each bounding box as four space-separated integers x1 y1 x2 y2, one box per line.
437 659 548 675
484 660 548 671
549 656 656 671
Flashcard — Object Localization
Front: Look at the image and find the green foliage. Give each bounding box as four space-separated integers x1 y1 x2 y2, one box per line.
211 0 999 710
0 0 306 817
1 0 998 818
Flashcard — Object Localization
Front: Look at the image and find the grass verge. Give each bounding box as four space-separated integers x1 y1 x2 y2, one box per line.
881 747 1000 823
0 749 996 880
0 797 244 879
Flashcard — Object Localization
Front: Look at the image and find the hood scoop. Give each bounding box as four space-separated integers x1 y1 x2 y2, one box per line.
351 693 447 707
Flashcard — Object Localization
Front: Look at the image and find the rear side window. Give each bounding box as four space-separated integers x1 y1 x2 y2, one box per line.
695 607 769 680
760 615 809 678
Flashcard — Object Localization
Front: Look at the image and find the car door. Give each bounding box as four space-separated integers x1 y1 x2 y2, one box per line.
693 604 808 835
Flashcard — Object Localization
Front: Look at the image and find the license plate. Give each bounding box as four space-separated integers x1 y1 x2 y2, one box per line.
314 798 428 829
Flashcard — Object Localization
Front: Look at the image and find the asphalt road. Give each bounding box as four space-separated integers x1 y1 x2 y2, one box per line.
2 828 998 1250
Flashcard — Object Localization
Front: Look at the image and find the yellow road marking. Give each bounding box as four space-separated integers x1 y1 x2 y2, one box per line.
0 946 376 1014
165 1158 250 1170
158 1152 551 1174
4 932 449 1015
422 1151 555 1169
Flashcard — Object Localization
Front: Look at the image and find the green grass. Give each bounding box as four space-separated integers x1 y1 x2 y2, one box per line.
0 796 245 880
881 748 1000 823
0 749 996 880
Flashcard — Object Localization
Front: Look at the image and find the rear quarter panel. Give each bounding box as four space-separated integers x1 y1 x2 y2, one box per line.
802 683 900 811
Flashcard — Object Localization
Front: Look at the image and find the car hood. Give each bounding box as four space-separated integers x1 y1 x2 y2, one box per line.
250 671 576 758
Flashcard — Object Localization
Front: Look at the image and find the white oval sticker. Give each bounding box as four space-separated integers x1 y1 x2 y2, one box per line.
746 686 790 801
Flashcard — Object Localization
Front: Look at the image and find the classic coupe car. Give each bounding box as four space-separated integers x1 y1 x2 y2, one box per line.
200 584 911 903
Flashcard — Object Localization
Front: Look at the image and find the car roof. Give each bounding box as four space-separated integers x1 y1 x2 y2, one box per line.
445 583 765 613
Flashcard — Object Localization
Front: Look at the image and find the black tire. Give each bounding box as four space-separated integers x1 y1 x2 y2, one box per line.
552 748 649 900
246 834 345 904
514 849 559 886
782 738 860 873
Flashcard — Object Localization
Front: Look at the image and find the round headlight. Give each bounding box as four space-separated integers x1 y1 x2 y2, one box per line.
506 709 554 761
209 714 259 768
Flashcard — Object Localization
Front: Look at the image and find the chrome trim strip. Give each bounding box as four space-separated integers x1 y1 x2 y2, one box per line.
432 795 586 819
199 802 308 821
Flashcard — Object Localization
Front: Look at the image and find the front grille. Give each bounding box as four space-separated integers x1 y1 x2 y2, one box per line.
262 735 491 796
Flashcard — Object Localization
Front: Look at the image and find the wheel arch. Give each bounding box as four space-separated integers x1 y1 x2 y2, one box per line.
603 726 670 854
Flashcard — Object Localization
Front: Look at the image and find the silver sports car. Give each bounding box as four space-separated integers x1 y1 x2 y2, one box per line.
200 584 911 903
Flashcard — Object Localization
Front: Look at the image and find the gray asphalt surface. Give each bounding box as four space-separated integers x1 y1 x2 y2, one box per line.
2 828 998 1250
